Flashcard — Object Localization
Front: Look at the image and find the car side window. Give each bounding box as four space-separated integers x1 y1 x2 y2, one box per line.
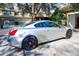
34 22 60 28
47 22 59 27
34 22 43 27
43 22 60 27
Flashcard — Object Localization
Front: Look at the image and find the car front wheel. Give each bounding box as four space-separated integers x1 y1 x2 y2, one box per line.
65 29 72 39
22 35 38 51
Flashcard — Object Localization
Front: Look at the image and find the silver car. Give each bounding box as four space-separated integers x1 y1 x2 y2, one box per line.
7 20 73 50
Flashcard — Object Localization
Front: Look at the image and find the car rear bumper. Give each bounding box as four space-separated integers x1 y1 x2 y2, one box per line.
7 35 22 48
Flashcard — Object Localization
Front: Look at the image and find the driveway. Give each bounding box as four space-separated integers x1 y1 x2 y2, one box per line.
0 31 79 56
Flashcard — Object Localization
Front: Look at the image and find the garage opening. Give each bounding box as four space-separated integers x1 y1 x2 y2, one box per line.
75 17 79 28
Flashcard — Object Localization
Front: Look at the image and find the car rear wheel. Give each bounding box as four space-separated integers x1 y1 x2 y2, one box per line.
22 35 38 51
65 29 72 39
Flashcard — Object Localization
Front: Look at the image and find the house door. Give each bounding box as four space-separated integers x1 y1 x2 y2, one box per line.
75 17 79 28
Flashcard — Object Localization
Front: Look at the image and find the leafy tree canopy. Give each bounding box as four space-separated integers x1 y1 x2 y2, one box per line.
51 8 64 22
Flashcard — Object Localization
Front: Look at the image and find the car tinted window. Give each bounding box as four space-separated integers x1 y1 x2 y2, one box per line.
43 22 59 27
35 22 43 27
35 21 59 27
48 22 59 27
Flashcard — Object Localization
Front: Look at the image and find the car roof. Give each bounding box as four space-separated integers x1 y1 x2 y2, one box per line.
23 20 50 27
33 20 54 23
26 20 56 25
24 20 57 27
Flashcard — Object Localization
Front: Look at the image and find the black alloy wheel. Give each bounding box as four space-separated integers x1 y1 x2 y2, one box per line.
22 35 38 51
66 29 72 39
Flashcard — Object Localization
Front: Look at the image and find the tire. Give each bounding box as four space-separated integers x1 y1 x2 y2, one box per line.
22 35 38 51
65 29 72 39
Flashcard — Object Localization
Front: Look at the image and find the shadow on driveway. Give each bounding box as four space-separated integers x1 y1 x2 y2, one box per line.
38 37 65 46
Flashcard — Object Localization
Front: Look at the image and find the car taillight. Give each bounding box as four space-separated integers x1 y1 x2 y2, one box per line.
9 29 18 36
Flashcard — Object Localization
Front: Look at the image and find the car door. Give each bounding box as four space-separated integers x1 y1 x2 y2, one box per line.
34 22 52 43
43 21 65 41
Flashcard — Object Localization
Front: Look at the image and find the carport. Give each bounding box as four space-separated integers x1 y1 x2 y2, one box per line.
67 12 79 29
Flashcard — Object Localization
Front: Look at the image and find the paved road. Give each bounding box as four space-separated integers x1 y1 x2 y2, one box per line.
0 30 79 56
0 28 12 35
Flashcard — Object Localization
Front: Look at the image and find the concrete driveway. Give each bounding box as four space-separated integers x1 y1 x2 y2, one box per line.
0 31 79 56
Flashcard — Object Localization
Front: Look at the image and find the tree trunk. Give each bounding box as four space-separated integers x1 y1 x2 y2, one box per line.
31 14 36 22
